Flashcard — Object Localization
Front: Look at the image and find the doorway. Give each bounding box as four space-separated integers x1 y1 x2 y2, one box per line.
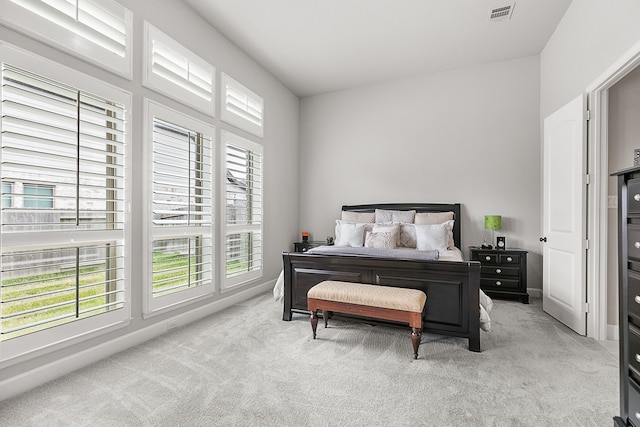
587 39 640 340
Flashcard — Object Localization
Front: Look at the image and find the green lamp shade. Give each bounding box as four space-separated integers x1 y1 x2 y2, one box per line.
484 215 502 230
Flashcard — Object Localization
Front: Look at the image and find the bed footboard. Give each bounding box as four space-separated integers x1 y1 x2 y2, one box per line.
282 252 482 352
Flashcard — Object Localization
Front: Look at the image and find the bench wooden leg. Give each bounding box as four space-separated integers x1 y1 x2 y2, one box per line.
411 327 422 360
310 310 318 339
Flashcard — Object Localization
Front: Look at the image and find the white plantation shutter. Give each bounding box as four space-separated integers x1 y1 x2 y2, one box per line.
145 100 214 312
0 0 132 77
221 73 264 137
0 56 129 356
144 22 215 115
223 130 262 287
1 64 126 232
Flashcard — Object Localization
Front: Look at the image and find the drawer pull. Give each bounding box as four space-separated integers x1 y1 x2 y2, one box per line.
507 257 513 262
635 295 640 304
636 354 640 363
636 242 640 250
485 256 491 261
635 194 640 202
496 268 502 274
636 412 640 421
495 281 502 286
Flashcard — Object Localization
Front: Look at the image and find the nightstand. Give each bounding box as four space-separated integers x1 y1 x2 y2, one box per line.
293 241 324 253
469 247 529 304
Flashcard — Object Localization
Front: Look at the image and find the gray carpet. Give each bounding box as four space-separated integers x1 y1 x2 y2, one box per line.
0 293 618 426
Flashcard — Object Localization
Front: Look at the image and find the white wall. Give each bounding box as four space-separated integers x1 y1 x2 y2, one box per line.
0 0 299 393
299 56 542 288
540 1 640 332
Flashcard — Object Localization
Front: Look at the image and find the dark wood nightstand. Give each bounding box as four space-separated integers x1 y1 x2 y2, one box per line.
293 241 324 252
469 247 529 304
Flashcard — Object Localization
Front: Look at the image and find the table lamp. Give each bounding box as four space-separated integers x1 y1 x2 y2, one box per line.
483 215 502 249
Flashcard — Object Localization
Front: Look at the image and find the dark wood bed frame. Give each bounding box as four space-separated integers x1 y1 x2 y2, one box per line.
281 203 483 352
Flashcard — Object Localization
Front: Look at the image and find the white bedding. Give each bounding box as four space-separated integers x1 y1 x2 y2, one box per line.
273 246 493 332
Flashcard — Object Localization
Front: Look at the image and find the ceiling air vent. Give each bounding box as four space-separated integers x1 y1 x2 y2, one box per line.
489 3 515 22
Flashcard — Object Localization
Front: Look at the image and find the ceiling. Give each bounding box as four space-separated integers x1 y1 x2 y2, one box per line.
182 0 573 97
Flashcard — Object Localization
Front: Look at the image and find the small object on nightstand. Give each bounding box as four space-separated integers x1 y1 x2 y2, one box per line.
326 236 334 245
484 215 502 248
301 231 309 242
496 236 506 250
469 246 528 304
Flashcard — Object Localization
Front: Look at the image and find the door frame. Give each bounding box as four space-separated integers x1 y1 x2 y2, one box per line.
587 39 640 340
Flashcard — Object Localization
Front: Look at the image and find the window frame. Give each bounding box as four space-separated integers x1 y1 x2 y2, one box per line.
143 22 216 116
221 129 263 290
143 98 215 315
0 0 133 79
22 183 53 209
0 42 131 362
221 73 264 138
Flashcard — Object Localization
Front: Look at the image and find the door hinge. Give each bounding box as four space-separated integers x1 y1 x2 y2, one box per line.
584 302 589 313
586 109 591 121
584 174 590 185
583 239 590 250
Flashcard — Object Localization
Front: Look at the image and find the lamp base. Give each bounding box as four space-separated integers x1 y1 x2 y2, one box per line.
481 243 493 249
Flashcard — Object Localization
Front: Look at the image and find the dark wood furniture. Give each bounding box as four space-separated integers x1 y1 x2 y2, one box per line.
613 166 640 426
469 247 529 304
282 203 483 352
293 241 324 253
308 281 426 359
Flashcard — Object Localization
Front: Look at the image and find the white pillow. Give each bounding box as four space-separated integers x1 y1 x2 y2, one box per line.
415 223 449 251
334 220 366 247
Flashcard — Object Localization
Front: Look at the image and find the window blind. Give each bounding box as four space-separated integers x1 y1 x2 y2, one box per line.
1 0 132 77
0 63 127 342
224 131 263 283
147 103 214 307
221 73 264 137
144 22 215 115
1 64 126 232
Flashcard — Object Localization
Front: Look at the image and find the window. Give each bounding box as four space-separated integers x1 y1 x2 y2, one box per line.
221 73 264 137
0 44 130 360
2 182 13 208
23 183 53 209
223 130 262 288
0 0 133 78
144 22 215 115
144 99 214 313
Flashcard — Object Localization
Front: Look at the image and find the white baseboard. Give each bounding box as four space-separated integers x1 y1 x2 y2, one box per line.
607 324 619 341
528 288 542 299
0 281 273 402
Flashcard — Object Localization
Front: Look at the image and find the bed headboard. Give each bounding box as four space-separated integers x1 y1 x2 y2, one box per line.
341 203 462 249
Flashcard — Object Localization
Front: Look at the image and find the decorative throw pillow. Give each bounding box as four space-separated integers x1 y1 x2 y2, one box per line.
415 223 449 252
443 220 455 249
372 223 400 246
341 211 375 223
399 223 417 248
414 211 454 225
374 209 416 224
334 220 366 247
365 231 396 249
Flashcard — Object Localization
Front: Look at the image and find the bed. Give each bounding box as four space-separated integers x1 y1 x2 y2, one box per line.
277 203 486 352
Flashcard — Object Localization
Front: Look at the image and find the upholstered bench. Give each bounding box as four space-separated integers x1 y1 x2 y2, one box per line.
307 280 427 359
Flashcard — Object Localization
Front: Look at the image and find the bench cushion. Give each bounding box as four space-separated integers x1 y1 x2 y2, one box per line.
308 281 426 313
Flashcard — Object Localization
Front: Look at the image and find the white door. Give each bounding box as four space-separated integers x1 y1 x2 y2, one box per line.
542 94 587 335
